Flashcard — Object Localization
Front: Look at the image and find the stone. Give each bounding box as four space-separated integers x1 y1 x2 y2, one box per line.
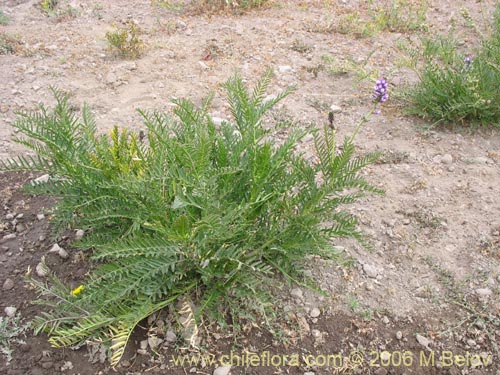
4 306 17 317
49 243 68 259
329 104 342 113
416 334 430 349
213 366 231 375
165 329 177 343
34 174 50 183
441 154 453 164
5 213 14 220
396 331 403 340
310 307 321 318
36 214 45 221
290 287 303 300
374 368 388 375
15 223 26 232
475 288 492 298
35 261 48 277
139 339 148 350
2 233 17 241
148 336 163 349
3 278 14 290
382 316 389 324
75 229 85 240
363 264 379 278
106 72 117 85
278 65 293 73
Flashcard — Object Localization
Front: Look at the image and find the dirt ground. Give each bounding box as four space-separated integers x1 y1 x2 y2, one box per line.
1 0 500 374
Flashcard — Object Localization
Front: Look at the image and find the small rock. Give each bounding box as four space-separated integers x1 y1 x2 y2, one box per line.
35 261 48 277
416 334 430 349
467 339 476 347
365 283 374 291
4 306 17 317
60 361 73 371
396 331 403 340
41 361 53 369
304 372 315 375
2 233 17 241
213 365 231 375
310 307 321 318
34 174 50 183
278 65 293 73
49 244 68 259
3 278 14 290
329 104 342 113
475 288 492 298
15 223 26 232
148 336 163 349
290 287 303 300
363 264 379 278
165 329 177 343
211 117 224 126
374 368 388 375
75 229 85 240
36 214 45 221
441 154 453 164
139 339 148 350
474 321 485 330
198 61 209 70
5 213 14 220
382 316 390 324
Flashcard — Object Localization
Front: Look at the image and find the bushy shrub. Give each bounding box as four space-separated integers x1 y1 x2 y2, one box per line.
402 4 500 127
105 20 143 59
2 71 381 365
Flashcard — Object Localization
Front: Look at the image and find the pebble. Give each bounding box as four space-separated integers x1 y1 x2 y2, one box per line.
3 278 14 290
75 229 85 240
15 223 26 232
213 365 231 375
467 339 476 347
310 307 321 318
165 329 177 343
290 287 303 300
148 336 163 349
475 288 492 298
37 214 45 221
106 72 118 85
139 339 148 350
382 316 389 324
363 264 379 278
416 334 430 349
329 104 342 113
396 331 403 340
2 233 17 241
4 306 17 317
441 154 453 164
5 213 14 220
374 368 388 375
35 261 48 277
49 244 68 259
278 65 293 73
304 372 315 375
34 174 50 183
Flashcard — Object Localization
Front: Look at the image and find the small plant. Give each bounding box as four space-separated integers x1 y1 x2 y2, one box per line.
105 20 144 59
0 32 21 55
401 3 500 127
189 0 268 14
0 314 28 363
40 0 58 14
2 71 383 366
0 9 10 25
369 0 428 33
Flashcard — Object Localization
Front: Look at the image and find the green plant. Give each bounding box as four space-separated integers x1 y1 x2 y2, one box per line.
0 32 21 55
0 9 10 25
401 4 500 127
2 71 381 366
105 20 144 59
0 314 28 363
40 0 58 14
369 0 428 33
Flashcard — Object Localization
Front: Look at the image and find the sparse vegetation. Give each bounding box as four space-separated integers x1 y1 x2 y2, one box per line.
0 33 21 55
105 20 144 59
0 314 28 363
0 10 10 25
401 4 500 127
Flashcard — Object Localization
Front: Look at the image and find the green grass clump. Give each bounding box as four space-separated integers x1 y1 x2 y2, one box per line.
105 20 144 59
0 314 28 363
0 10 10 25
402 5 500 127
2 71 381 366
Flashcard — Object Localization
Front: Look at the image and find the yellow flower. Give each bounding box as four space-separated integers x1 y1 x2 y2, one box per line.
71 285 84 296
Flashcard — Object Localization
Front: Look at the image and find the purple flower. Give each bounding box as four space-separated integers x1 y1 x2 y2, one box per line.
464 56 473 65
373 78 389 103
